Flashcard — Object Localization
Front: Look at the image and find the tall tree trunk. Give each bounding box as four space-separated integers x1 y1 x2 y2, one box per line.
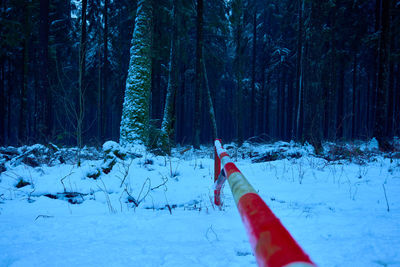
250 12 257 137
295 0 304 140
7 60 12 144
387 30 394 138
281 68 287 140
160 0 178 153
336 59 345 139
323 81 329 139
352 53 357 139
373 0 390 150
395 63 400 136
265 72 271 136
38 0 50 142
286 72 294 140
19 4 29 144
120 0 153 145
259 64 266 135
193 0 203 149
97 45 102 142
102 0 109 140
277 70 282 138
0 58 4 145
178 64 186 143
77 0 87 165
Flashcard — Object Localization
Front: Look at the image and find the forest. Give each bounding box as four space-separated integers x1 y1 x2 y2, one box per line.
1 0 399 151
1 1 400 265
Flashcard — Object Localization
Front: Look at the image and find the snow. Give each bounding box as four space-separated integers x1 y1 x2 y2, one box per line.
367 137 380 151
1 141 400 266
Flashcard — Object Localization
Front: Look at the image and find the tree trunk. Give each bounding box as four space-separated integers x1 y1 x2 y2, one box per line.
19 4 29 144
97 45 102 142
36 0 50 142
395 63 400 136
160 0 178 153
120 0 153 145
295 0 304 140
373 0 390 150
102 0 109 140
281 68 287 140
259 64 266 135
7 60 12 144
77 0 87 165
193 0 203 149
286 72 294 140
387 30 394 138
336 59 345 139
352 53 357 139
277 70 282 138
250 12 257 137
0 58 4 145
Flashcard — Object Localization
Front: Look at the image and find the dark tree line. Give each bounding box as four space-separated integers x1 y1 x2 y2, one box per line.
1 0 399 150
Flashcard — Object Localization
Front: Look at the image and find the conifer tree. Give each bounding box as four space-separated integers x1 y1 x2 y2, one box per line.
120 0 153 145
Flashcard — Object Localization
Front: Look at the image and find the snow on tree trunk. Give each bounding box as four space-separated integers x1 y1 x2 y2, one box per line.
120 0 152 145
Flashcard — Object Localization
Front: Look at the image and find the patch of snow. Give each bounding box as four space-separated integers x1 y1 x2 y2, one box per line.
0 141 399 266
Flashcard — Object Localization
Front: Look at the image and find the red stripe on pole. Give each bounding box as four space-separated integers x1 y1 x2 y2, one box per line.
214 147 221 206
224 162 241 177
237 193 314 267
220 152 229 158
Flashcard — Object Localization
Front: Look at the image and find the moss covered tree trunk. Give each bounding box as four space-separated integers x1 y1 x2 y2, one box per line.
120 0 153 145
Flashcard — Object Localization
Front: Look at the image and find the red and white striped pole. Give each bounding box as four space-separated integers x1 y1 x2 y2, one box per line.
214 139 316 267
214 139 222 206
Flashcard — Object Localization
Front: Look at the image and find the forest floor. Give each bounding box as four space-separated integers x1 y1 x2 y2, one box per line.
0 139 400 267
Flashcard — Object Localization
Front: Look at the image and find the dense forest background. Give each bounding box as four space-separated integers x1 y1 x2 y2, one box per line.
1 0 399 149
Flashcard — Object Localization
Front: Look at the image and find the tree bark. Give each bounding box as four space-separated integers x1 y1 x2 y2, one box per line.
160 0 178 153
352 53 357 139
19 3 29 144
0 58 4 145
102 0 109 140
295 0 304 140
250 11 257 137
77 0 87 165
193 0 203 149
120 0 153 145
373 0 390 150
336 59 345 139
38 0 50 141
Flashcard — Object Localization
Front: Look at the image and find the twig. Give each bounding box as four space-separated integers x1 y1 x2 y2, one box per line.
166 204 172 215
382 184 390 212
98 178 116 214
151 176 168 191
119 159 134 188
35 215 54 221
60 168 74 193
137 177 151 203
180 147 191 155
205 225 219 243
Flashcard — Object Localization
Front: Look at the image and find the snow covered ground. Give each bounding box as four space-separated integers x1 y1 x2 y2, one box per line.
1 141 399 267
